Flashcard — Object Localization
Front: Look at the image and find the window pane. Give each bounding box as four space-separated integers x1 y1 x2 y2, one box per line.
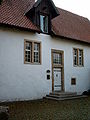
73 49 78 65
25 41 32 63
53 53 62 65
79 50 83 66
34 43 40 63
40 15 44 32
44 16 48 33
40 15 48 33
34 43 39 51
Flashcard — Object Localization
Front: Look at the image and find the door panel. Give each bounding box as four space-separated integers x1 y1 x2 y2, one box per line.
53 68 61 91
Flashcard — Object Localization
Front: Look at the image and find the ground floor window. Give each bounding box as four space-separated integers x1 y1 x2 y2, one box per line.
73 48 84 67
24 40 41 64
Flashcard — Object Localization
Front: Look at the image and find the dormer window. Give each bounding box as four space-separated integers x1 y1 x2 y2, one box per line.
25 0 59 34
40 15 48 33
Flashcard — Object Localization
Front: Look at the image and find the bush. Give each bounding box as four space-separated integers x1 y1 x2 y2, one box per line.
83 91 88 95
83 89 90 95
87 89 90 95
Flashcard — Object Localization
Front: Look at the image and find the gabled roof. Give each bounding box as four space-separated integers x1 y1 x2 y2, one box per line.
25 0 59 19
0 0 90 43
33 0 59 15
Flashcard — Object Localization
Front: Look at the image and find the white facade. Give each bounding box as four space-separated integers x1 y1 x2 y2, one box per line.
0 27 90 101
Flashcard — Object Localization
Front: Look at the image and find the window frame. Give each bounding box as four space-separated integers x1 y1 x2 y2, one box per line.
24 40 41 65
73 48 84 67
52 49 64 68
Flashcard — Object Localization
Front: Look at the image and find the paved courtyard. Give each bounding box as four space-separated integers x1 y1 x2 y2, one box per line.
0 97 90 120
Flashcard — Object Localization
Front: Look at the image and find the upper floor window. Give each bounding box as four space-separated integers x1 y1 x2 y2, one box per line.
40 15 48 33
24 40 41 64
73 48 84 67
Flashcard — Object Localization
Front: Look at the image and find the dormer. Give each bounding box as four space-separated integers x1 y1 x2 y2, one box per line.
25 0 59 34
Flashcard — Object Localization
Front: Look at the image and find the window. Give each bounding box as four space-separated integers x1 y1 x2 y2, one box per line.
73 48 84 66
40 15 48 33
24 40 41 64
53 53 62 65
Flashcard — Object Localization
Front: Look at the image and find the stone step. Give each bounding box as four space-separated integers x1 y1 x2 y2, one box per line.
46 94 79 98
45 95 87 101
44 92 87 101
50 92 77 96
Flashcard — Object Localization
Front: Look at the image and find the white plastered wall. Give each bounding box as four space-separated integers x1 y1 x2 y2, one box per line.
0 27 90 101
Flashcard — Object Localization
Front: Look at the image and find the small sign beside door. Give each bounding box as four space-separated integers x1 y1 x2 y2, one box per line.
46 70 50 80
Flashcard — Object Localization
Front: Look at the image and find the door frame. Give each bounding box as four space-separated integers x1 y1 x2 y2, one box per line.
51 49 64 92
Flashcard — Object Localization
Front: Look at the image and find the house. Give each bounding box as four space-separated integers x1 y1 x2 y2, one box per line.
0 0 90 101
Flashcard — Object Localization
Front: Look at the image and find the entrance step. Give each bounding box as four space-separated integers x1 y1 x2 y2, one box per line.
50 91 77 96
44 92 87 101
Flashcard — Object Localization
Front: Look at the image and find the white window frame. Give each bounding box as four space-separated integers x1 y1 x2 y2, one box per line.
40 14 48 33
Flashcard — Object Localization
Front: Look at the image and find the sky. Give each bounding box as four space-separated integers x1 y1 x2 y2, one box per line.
53 0 90 20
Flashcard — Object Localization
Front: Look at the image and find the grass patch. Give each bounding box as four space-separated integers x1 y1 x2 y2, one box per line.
0 97 90 120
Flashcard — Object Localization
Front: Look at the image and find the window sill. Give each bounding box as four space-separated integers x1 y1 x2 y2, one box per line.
40 31 50 35
73 65 84 67
24 62 41 65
